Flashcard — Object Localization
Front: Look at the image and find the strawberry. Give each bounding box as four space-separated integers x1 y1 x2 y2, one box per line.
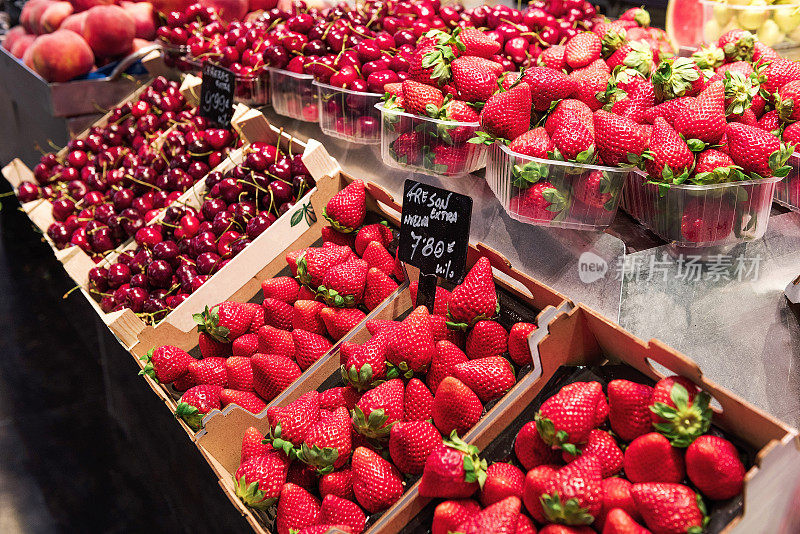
262 276 300 303
452 357 515 403
481 462 525 507
507 322 536 366
685 435 745 500
286 249 304 276
361 240 395 276
387 305 436 374
295 525 354 534
514 421 560 470
465 320 508 360
321 226 356 248
509 128 554 158
247 303 265 334
220 389 267 413
608 379 653 441
535 381 605 454
320 307 366 341
428 340 469 394
562 429 623 478
234 452 289 509
297 245 353 288
262 298 295 331
404 377 434 422
318 258 369 307
479 82 532 142
324 180 366 233
674 81 726 145
298 406 352 472
539 44 567 69
642 97 695 126
643 118 695 184
718 29 755 62
680 197 734 244
350 446 405 513
410 281 451 316
620 6 651 25
624 432 686 483
597 478 642 530
390 131 423 166
550 114 596 163
456 27 501 59
652 56 703 100
630 483 706 534
603 508 652 534
649 376 710 445
319 467 354 501
451 56 499 102
539 525 596 534
266 391 320 450
515 515 537 534
691 43 724 70
351 378 405 440
510 181 569 222
523 454 603 526
320 495 366 534
363 267 399 311
753 41 780 65
319 386 360 412
457 496 522 534
606 41 654 78
340 335 388 390
187 356 227 387
389 420 443 474
257 325 295 360
691 148 740 185
292 329 333 371
549 99 594 131
616 80 656 124
292 300 326 335
194 301 254 343
139 345 192 384
419 432 488 498
428 143 472 175
761 58 800 96
593 110 647 167
251 353 302 402
523 67 577 112
231 333 259 358
276 482 321 534
726 122 794 179
430 314 465 345
354 223 393 256
432 377 483 436
240 426 270 463
175 384 222 429
403 79 444 116
287 461 318 492
759 109 782 134
566 32 602 69
594 20 627 56
447 257 498 329
572 170 617 213
432 499 482 534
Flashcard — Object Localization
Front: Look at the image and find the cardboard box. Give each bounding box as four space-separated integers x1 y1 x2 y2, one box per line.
371 304 800 534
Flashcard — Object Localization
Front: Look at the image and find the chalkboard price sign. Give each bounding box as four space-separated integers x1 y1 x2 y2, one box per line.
199 62 235 128
398 179 473 284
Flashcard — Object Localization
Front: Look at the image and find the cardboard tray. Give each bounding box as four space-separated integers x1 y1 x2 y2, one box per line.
377 304 800 534
191 245 573 534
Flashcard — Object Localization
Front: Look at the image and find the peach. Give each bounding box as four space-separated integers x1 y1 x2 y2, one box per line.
200 0 248 22
60 11 87 33
131 37 155 52
150 0 192 16
248 0 277 12
40 1 74 33
27 29 94 82
120 1 157 40
21 0 52 34
2 25 28 50
11 35 37 58
82 5 135 58
70 0 114 13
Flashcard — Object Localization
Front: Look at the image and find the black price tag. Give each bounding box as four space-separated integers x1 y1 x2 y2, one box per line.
199 62 235 128
399 179 472 285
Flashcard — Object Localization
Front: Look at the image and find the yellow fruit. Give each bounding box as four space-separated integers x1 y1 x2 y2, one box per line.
789 23 800 41
758 18 784 45
774 4 800 32
704 19 725 40
713 4 734 24
737 0 770 29
728 0 750 6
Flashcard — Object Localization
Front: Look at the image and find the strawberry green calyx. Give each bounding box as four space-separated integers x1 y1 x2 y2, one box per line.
632 8 650 27
534 413 579 456
193 305 230 343
692 492 710 533
446 430 487 488
385 360 417 380
264 423 299 459
445 300 500 331
693 165 745 185
468 130 506 146
316 285 356 308
175 402 204 430
295 250 313 286
542 186 571 218
722 31 755 62
341 363 379 391
322 207 358 234
234 475 277 510
652 57 700 101
138 348 159 382
296 443 339 475
512 161 549 188
351 406 393 440
650 383 712 447
539 491 594 526
600 27 627 58
623 40 656 78
692 44 724 70
769 143 795 178
724 71 760 117
420 29 462 86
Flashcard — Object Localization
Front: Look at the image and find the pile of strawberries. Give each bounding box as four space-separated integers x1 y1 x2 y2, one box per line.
228 256 541 532
417 374 746 534
141 180 405 429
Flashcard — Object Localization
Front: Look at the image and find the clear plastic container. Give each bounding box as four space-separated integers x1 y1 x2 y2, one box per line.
314 80 382 144
376 103 487 177
187 56 270 106
700 0 800 49
774 152 800 211
267 68 318 122
158 40 199 74
620 170 782 247
485 143 630 230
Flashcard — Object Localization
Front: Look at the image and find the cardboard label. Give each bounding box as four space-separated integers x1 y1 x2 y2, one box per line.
399 179 472 283
199 63 235 128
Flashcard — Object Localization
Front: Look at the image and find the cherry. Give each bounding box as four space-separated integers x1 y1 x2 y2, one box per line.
367 70 399 93
94 203 116 225
196 252 220 275
191 275 209 292
135 226 162 248
88 225 115 253
153 240 180 265
88 266 109 293
246 212 273 238
18 182 40 203
124 287 148 313
52 199 75 221
146 260 174 289
356 40 382 63
178 214 201 240
107 263 132 288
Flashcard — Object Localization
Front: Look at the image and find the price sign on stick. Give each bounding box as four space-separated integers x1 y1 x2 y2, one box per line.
399 179 473 313
199 62 235 128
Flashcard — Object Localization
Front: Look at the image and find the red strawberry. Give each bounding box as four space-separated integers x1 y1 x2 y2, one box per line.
410 281 451 316
340 335 388 390
514 421 560 470
298 406 352 472
546 100 594 136
354 223 393 256
432 499 482 534
753 40 780 65
649 375 711 447
566 32 602 69
320 495 366 534
234 452 288 509
430 314 465 346
571 67 611 111
451 56 499 102
539 525 596 534
194 301 254 343
352 378 405 440
324 180 366 233
620 6 651 24
292 329 333 371
439 99 481 143
432 377 483 436
509 181 569 222
539 44 566 70
363 267 399 311
523 454 603 526
624 432 686 483
452 357 515 403
562 428 623 478
287 461 319 492
718 29 755 62
535 381 605 454
597 477 642 530
481 462 525 507
761 58 800 96
262 276 300 303
389 420 443 474
350 446 404 513
317 258 369 307
251 353 302 402
266 391 320 449
457 27 501 59
276 482 321 534
419 432 487 498
607 379 653 441
516 514 536 534
139 345 192 384
630 483 705 534
428 340 469 394
231 333 259 357
262 297 295 331
361 240 395 276
550 114 596 163
319 386 360 412
507 322 536 366
644 118 695 184
692 148 740 184
188 357 227 387
758 109 782 134
674 81 726 145
292 300 328 337
319 467 354 501
403 79 444 116
642 97 695 126
241 426 270 464
321 226 356 248
257 325 295 360
457 496 522 534
652 56 703 100
391 131 423 166
447 257 497 329
509 127 554 158
428 143 472 175
572 170 616 212
593 110 647 166
387 305 436 374
197 329 230 357
175 384 222 429
685 435 745 500
726 122 793 178
480 82 532 141
246 302 265 334
220 389 267 413
295 525 354 534
603 508 652 534
320 307 366 340
465 320 508 360
404 377 434 422
523 67 577 112
680 197 734 244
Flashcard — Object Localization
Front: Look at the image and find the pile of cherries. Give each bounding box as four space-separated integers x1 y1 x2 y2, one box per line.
85 141 314 323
